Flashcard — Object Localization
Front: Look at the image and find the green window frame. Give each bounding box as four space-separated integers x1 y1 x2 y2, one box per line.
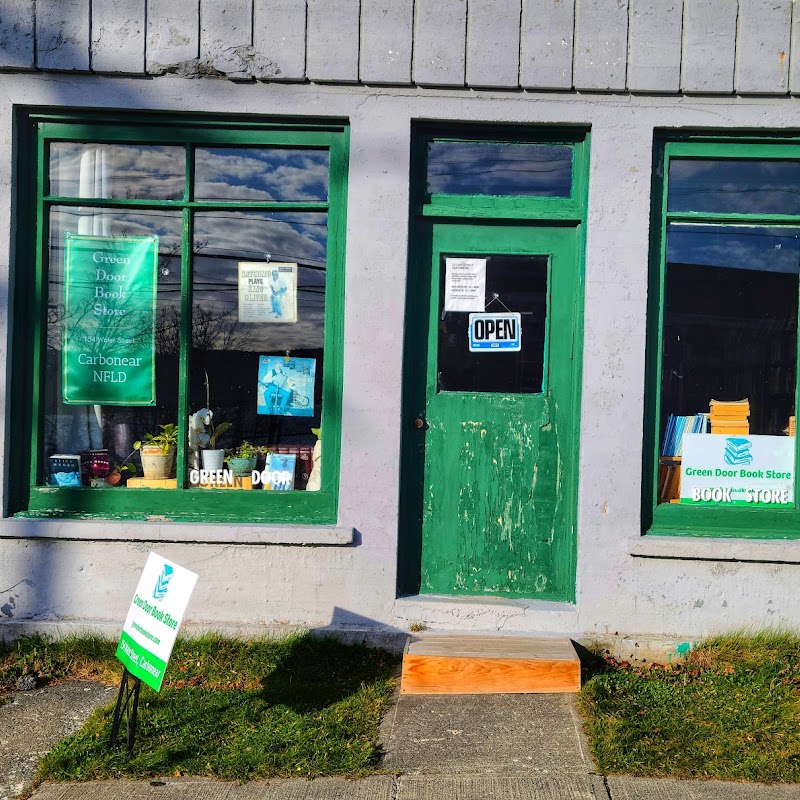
645 132 800 539
411 124 590 220
11 110 349 524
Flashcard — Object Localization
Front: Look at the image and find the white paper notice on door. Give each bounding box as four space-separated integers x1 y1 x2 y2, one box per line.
444 258 486 312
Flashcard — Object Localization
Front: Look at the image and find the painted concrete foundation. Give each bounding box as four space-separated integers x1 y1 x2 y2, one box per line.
2 2 800 657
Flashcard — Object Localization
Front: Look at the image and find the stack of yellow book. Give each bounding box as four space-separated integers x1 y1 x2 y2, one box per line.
709 398 750 435
790 416 796 437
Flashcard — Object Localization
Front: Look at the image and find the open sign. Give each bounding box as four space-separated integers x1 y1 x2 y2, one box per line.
468 312 522 352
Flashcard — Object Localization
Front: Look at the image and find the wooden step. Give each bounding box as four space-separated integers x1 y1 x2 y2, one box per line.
400 635 581 695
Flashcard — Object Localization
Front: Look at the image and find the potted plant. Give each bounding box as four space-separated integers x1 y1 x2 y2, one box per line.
134 423 178 480
227 441 259 477
196 371 232 472
201 419 231 472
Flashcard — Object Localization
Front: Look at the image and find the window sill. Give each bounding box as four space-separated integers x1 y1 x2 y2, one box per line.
633 535 800 564
0 517 354 546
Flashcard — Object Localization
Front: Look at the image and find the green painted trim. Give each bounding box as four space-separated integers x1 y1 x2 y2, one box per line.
44 198 330 212
37 121 343 147
666 212 800 226
12 110 349 524
644 132 800 539
9 112 37 513
317 128 349 500
30 127 47 487
666 140 800 159
26 485 337 523
420 200 583 220
411 122 589 216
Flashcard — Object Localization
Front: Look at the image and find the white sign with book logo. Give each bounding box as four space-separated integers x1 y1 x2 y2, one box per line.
680 433 794 506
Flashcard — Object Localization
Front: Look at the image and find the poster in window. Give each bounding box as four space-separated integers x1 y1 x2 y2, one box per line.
444 257 486 313
257 355 316 417
238 262 298 323
62 233 158 406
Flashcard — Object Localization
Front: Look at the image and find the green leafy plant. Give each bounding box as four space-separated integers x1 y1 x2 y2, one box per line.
227 441 259 459
134 423 179 456
208 421 231 450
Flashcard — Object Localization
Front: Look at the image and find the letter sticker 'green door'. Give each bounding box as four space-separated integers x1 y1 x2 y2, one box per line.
414 222 581 600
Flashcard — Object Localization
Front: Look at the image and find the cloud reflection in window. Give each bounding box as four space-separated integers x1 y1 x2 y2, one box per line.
195 148 329 202
668 159 800 215
426 141 572 197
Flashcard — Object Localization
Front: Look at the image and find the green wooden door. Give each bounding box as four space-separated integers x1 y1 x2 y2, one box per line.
413 221 581 601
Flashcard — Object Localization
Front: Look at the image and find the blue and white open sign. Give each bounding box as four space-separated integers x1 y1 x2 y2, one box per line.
468 312 522 352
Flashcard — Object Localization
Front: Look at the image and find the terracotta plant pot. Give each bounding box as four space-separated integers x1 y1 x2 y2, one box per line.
140 444 175 479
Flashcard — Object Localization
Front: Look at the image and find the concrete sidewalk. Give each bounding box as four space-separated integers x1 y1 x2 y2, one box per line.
13 687 800 800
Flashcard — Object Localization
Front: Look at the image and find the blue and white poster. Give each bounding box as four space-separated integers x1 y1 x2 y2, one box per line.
257 355 316 417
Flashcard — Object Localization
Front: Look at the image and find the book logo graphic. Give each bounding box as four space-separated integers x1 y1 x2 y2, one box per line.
152 564 174 602
724 437 753 467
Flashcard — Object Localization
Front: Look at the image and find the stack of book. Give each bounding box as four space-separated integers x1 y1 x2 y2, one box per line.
790 416 796 437
659 413 707 504
661 413 708 457
709 399 749 435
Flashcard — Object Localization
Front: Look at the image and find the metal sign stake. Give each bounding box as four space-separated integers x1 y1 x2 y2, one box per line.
109 667 142 756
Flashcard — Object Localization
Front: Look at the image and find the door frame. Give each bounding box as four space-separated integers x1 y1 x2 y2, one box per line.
397 124 590 600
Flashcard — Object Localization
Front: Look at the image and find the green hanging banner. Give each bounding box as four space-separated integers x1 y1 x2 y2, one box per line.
63 233 159 406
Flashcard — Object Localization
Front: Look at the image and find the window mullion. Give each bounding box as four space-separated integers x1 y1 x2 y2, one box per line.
175 144 193 489
30 133 48 489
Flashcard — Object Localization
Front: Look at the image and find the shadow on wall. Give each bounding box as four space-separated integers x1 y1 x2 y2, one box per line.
0 6 180 636
311 607 409 654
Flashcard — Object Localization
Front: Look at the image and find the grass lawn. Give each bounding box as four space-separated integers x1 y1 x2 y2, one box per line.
1 632 398 781
579 631 800 783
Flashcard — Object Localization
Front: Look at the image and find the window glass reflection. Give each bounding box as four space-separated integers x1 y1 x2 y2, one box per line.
49 143 185 200
426 142 572 197
658 224 800 505
189 212 327 490
43 207 182 485
668 158 800 215
195 148 329 202
437 254 548 394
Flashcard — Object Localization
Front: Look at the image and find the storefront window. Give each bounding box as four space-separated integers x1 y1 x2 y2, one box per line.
426 141 573 197
650 140 800 533
16 114 347 523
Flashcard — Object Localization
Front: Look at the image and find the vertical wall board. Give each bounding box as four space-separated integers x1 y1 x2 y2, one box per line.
791 0 800 93
520 0 575 90
306 0 360 83
681 0 737 93
360 0 413 84
200 0 256 79
91 0 146 74
36 0 90 71
466 0 521 88
627 0 682 93
253 0 307 81
735 0 792 94
573 0 629 91
147 0 200 75
0 1 35 69
413 0 468 86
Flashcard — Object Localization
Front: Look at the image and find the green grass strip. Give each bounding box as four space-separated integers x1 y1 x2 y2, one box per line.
579 631 800 783
1 632 398 781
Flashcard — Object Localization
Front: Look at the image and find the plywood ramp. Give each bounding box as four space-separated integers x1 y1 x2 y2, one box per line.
400 635 581 694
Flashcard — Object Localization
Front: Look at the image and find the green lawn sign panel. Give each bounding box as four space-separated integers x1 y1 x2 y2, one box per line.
681 433 794 507
116 552 198 691
63 233 158 405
